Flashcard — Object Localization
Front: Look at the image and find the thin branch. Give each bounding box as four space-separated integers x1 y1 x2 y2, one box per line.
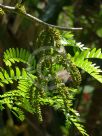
0 4 82 31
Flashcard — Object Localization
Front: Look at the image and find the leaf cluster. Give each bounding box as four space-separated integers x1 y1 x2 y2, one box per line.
0 30 102 136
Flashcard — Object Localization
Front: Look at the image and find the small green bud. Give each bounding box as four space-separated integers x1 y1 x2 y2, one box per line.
15 3 26 13
0 8 5 15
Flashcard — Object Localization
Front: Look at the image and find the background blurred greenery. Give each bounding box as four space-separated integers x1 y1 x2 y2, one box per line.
0 0 102 136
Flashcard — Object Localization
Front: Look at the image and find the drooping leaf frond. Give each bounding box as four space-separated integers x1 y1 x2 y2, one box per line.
69 115 89 136
73 59 102 83
3 48 36 68
73 48 102 60
0 67 32 86
72 48 102 83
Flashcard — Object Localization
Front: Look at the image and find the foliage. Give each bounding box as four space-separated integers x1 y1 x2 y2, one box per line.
62 32 102 83
0 29 101 136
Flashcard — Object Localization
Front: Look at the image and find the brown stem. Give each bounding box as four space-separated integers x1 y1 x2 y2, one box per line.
0 3 83 31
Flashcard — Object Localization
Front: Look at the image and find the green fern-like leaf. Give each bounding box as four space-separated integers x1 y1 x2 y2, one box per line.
0 67 30 86
73 48 102 61
12 107 25 121
62 32 87 51
0 68 13 85
69 115 89 136
73 59 102 83
3 48 36 68
72 48 102 83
